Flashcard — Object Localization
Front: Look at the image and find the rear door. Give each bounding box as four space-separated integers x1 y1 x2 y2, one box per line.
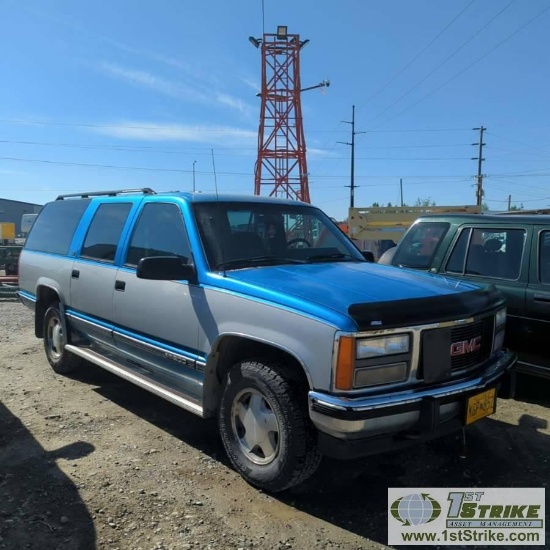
439 223 530 354
69 201 134 348
522 226 550 375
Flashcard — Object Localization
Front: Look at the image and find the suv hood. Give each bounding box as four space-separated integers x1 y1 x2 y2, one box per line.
211 262 487 330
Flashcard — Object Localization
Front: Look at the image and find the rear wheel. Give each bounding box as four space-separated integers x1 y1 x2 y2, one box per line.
218 360 321 492
43 303 81 374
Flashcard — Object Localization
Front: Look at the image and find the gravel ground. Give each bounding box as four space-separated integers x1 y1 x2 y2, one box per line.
0 298 549 550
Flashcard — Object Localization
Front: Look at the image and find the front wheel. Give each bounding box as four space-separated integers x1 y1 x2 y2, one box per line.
43 304 81 374
218 360 321 492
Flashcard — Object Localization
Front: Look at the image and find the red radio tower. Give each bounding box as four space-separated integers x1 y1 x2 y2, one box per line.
249 26 328 203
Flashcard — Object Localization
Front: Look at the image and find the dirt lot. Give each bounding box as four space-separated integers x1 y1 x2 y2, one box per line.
1 298 549 550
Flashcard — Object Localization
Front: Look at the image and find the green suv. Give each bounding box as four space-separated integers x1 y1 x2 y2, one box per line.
384 214 550 379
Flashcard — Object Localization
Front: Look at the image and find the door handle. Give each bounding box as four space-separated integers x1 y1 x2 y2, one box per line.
71 269 80 279
115 280 126 291
533 294 550 303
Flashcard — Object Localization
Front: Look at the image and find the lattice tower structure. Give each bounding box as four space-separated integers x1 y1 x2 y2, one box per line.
254 31 310 203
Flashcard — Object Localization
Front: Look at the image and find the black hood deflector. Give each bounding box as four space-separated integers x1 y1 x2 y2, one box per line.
348 287 504 331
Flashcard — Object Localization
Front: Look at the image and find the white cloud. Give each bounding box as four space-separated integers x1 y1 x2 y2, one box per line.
99 62 208 103
99 62 255 116
240 76 260 91
215 93 255 116
93 121 257 145
308 147 338 159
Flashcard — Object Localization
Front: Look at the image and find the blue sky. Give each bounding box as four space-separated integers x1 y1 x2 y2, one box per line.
1 0 549 220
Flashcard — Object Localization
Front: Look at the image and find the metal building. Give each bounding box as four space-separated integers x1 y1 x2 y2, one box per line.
0 198 42 236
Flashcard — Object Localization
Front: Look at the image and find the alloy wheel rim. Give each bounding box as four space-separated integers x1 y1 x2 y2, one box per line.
47 317 64 360
231 388 280 465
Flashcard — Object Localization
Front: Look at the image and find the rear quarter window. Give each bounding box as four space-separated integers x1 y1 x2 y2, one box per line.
24 199 91 255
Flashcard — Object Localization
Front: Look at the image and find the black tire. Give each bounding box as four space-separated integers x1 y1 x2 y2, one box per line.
43 303 81 374
5 262 17 276
218 360 321 492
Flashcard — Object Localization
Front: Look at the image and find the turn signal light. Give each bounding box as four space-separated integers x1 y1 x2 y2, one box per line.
335 336 354 390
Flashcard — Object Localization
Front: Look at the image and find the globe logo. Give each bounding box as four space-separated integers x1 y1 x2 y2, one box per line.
391 493 441 526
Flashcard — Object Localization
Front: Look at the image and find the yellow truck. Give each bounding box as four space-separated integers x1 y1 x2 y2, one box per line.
348 205 481 258
0 222 15 241
0 223 21 275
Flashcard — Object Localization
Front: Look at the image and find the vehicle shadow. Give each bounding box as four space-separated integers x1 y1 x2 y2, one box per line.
67 364 550 548
514 373 550 407
0 401 96 549
279 378 550 547
66 363 225 458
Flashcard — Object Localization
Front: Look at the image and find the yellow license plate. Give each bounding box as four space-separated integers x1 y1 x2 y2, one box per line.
466 388 497 425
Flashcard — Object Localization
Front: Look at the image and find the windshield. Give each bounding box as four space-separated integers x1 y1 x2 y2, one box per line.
193 201 365 270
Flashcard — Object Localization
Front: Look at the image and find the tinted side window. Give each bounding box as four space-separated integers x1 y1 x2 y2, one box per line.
81 203 132 262
392 222 449 269
446 228 471 273
464 228 525 280
539 231 550 284
25 199 91 255
125 203 190 266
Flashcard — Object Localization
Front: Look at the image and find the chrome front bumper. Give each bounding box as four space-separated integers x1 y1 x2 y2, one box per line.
308 349 515 446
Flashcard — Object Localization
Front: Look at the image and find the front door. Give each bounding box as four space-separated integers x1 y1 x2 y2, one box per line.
112 201 202 402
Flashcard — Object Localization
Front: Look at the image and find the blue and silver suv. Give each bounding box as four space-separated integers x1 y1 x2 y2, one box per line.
18 189 515 491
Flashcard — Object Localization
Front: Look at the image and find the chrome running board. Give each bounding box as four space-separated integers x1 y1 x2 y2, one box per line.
65 345 204 417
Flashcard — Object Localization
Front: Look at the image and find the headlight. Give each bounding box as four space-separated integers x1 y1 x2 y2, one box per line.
495 308 507 328
356 334 409 359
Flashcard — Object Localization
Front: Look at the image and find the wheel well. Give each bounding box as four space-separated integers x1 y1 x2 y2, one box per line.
202 335 311 417
35 286 60 338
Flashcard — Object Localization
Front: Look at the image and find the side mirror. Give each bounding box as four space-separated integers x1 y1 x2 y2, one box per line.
137 256 197 283
362 250 375 262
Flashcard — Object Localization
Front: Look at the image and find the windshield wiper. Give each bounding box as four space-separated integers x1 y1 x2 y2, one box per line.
217 255 303 270
304 253 360 263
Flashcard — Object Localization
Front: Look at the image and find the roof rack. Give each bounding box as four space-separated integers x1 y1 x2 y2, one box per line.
56 188 156 200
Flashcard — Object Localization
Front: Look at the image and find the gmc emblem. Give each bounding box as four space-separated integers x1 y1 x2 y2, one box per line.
450 336 481 356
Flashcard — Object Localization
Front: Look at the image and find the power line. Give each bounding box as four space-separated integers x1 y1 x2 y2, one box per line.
0 138 476 159
0 154 485 179
1 153 548 181
370 3 550 129
364 0 516 127
0 118 475 134
486 131 550 157
355 0 476 113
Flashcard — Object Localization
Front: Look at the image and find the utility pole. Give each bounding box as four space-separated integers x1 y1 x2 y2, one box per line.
192 160 196 192
508 194 512 211
472 126 486 207
400 178 404 207
338 105 365 209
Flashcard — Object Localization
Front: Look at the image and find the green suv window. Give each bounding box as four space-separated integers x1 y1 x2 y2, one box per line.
446 227 526 280
539 231 550 284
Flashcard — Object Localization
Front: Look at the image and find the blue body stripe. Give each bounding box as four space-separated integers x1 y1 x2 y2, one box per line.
67 308 206 362
18 289 36 301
